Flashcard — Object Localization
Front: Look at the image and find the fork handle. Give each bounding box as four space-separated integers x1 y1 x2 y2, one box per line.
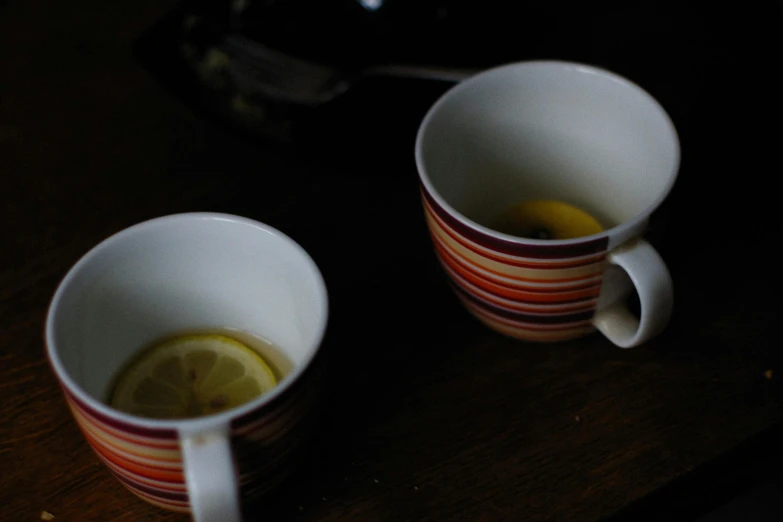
362 64 480 83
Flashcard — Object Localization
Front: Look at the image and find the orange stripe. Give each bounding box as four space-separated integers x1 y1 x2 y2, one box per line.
423 202 607 268
122 484 190 513
96 451 186 493
71 407 180 465
428 212 605 281
433 237 601 291
436 245 602 303
430 227 604 285
446 265 599 314
83 429 184 482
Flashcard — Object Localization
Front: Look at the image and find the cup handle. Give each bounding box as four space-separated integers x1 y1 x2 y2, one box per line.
592 239 673 348
181 425 242 522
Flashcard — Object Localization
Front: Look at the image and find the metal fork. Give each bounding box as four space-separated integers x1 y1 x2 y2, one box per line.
193 33 479 107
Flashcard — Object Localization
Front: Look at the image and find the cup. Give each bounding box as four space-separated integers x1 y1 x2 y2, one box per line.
45 213 329 521
415 61 679 348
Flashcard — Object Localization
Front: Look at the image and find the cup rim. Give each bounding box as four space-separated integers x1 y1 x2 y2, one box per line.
414 59 681 247
44 212 330 431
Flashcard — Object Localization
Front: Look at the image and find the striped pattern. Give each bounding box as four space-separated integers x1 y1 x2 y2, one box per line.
64 391 187 512
63 366 321 514
232 364 322 502
421 189 609 342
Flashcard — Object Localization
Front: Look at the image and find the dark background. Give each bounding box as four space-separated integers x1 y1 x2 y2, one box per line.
2 1 783 521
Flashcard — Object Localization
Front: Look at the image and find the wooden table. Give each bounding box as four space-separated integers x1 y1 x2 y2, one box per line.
2 1 782 521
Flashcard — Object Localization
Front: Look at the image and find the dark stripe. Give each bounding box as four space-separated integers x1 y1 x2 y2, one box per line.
64 388 177 439
421 188 609 259
433 237 603 293
236 437 301 483
232 354 322 429
453 284 597 324
427 206 608 269
113 470 189 502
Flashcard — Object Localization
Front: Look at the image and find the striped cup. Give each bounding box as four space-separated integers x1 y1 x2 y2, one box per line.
45 213 329 521
415 61 679 348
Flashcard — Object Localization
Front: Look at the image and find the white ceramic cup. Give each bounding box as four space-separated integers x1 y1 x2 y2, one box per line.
45 213 329 521
416 61 680 347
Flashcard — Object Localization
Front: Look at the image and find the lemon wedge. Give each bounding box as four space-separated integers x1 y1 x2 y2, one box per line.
490 200 604 240
110 334 277 419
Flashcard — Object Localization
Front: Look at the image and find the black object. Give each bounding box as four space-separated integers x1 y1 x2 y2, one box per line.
133 0 699 145
134 0 783 157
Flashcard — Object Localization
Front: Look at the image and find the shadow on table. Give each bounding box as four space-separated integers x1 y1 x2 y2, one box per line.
606 423 783 522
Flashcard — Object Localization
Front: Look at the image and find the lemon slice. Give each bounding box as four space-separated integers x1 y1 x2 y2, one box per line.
110 334 277 419
490 200 604 240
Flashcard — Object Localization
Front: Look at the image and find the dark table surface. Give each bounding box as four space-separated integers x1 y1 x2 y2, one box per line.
2 1 783 521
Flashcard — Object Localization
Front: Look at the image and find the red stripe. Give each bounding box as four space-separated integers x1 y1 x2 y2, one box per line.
431 231 603 289
462 298 593 331
69 403 180 452
425 202 607 268
83 429 185 482
65 389 176 439
113 471 189 502
453 284 596 325
434 246 602 302
421 188 609 258
470 309 596 341
94 450 186 492
447 264 599 314
73 412 181 469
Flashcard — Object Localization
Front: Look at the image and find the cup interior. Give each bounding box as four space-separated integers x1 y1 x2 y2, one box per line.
47 214 328 404
416 61 679 232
